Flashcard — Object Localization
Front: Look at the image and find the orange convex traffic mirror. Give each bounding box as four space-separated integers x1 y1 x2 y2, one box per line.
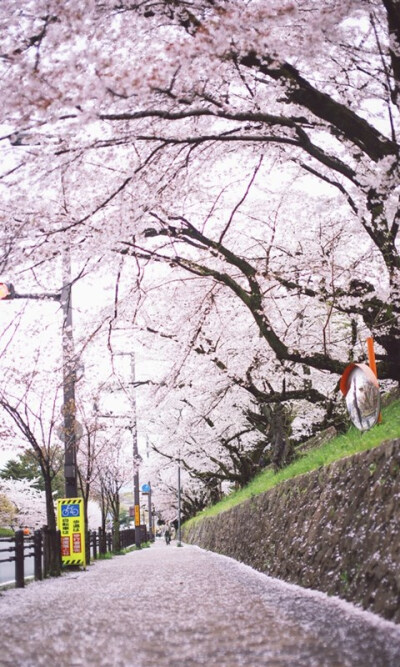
340 362 381 431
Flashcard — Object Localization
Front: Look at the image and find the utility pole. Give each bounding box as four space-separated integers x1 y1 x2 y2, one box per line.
127 353 141 549
147 482 153 541
97 349 142 547
177 458 182 547
61 249 78 498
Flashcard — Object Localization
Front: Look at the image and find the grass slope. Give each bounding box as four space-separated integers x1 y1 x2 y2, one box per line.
184 398 400 528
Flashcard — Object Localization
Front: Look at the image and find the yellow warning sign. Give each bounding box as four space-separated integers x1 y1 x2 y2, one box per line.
57 498 86 567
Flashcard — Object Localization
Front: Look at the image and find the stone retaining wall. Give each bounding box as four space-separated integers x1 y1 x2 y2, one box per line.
182 438 400 623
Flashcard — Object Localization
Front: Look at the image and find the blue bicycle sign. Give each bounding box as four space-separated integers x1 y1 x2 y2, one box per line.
61 504 80 518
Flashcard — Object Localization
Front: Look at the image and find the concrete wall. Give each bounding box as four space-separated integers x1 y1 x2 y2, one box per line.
183 438 400 623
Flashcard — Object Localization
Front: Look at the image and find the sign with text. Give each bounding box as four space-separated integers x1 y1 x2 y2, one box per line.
57 497 86 567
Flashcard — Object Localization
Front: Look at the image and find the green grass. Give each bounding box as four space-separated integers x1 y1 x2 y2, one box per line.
95 541 151 559
183 398 400 529
0 528 14 537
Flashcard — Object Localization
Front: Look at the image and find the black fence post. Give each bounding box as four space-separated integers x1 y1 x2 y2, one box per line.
34 529 43 581
15 530 24 588
42 526 49 578
98 527 104 555
85 531 90 566
92 531 97 560
55 529 61 572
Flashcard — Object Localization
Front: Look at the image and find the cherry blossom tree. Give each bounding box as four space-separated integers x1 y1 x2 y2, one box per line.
0 297 75 530
96 431 134 552
75 401 108 535
1 1 399 515
0 478 47 530
0 448 64 498
0 387 63 530
1 1 398 377
0 491 17 528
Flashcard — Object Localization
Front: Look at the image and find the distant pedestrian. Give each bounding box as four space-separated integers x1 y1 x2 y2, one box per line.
164 528 171 545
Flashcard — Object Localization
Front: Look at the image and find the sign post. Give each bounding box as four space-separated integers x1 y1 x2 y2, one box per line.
141 483 153 541
57 497 86 567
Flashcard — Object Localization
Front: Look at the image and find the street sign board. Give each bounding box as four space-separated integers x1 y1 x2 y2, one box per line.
57 497 86 567
141 483 151 493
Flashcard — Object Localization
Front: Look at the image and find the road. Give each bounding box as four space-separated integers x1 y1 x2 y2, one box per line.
0 540 34 586
1 540 400 666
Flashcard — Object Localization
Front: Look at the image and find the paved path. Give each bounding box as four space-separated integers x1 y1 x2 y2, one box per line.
1 540 400 666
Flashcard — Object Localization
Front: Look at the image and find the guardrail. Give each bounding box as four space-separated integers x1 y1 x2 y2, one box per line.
0 527 61 588
86 526 147 560
0 525 147 588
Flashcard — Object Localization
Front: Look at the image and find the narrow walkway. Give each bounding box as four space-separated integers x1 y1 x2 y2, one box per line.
1 540 400 666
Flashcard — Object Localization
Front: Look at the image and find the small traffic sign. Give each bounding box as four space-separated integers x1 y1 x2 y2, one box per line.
57 498 86 567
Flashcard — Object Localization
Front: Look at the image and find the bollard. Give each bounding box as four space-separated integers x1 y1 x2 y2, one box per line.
98 527 104 555
15 530 24 588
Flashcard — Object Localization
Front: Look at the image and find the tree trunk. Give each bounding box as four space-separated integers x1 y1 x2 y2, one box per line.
43 472 56 531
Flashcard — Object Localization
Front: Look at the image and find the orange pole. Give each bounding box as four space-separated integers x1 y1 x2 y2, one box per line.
367 337 382 423
366 337 377 378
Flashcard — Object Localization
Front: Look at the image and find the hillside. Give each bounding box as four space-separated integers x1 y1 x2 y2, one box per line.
182 395 400 623
184 395 400 528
